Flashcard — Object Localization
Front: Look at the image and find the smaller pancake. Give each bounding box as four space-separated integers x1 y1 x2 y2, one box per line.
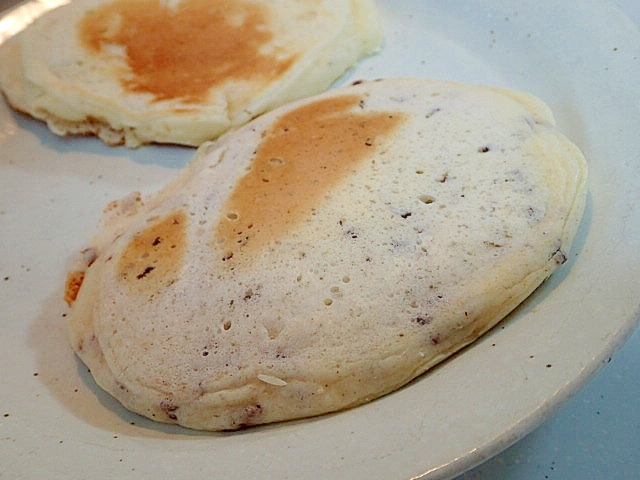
0 0 382 147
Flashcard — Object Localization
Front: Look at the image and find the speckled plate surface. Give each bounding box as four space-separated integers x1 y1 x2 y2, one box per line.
1 1 638 479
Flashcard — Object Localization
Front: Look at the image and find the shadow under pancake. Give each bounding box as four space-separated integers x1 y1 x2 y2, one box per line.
25 279 324 439
25 281 222 438
9 106 193 170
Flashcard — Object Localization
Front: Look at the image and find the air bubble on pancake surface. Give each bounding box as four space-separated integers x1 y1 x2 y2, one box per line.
263 316 284 339
436 172 449 183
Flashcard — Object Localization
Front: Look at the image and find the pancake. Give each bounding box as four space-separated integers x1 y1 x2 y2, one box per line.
0 0 382 147
64 78 588 430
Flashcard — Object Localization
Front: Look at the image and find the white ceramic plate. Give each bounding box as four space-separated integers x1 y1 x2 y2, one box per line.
1 1 638 479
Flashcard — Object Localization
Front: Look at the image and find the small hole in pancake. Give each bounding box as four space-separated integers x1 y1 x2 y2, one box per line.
342 276 350 283
419 194 436 204
265 322 283 340
324 299 333 306
223 320 232 330
269 157 284 165
226 212 239 221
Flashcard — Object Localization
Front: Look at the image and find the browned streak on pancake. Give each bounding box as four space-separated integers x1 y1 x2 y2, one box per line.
214 94 407 264
117 211 187 293
78 0 297 103
64 270 85 306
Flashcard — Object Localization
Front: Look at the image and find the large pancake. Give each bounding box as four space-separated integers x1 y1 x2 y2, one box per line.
0 0 382 147
65 78 587 430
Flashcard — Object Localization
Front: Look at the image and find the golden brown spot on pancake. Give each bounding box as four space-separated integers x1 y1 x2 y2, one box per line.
118 211 187 293
64 270 85 307
78 0 295 103
214 94 406 264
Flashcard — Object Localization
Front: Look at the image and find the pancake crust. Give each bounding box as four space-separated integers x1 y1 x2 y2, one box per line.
65 78 587 430
0 0 382 147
